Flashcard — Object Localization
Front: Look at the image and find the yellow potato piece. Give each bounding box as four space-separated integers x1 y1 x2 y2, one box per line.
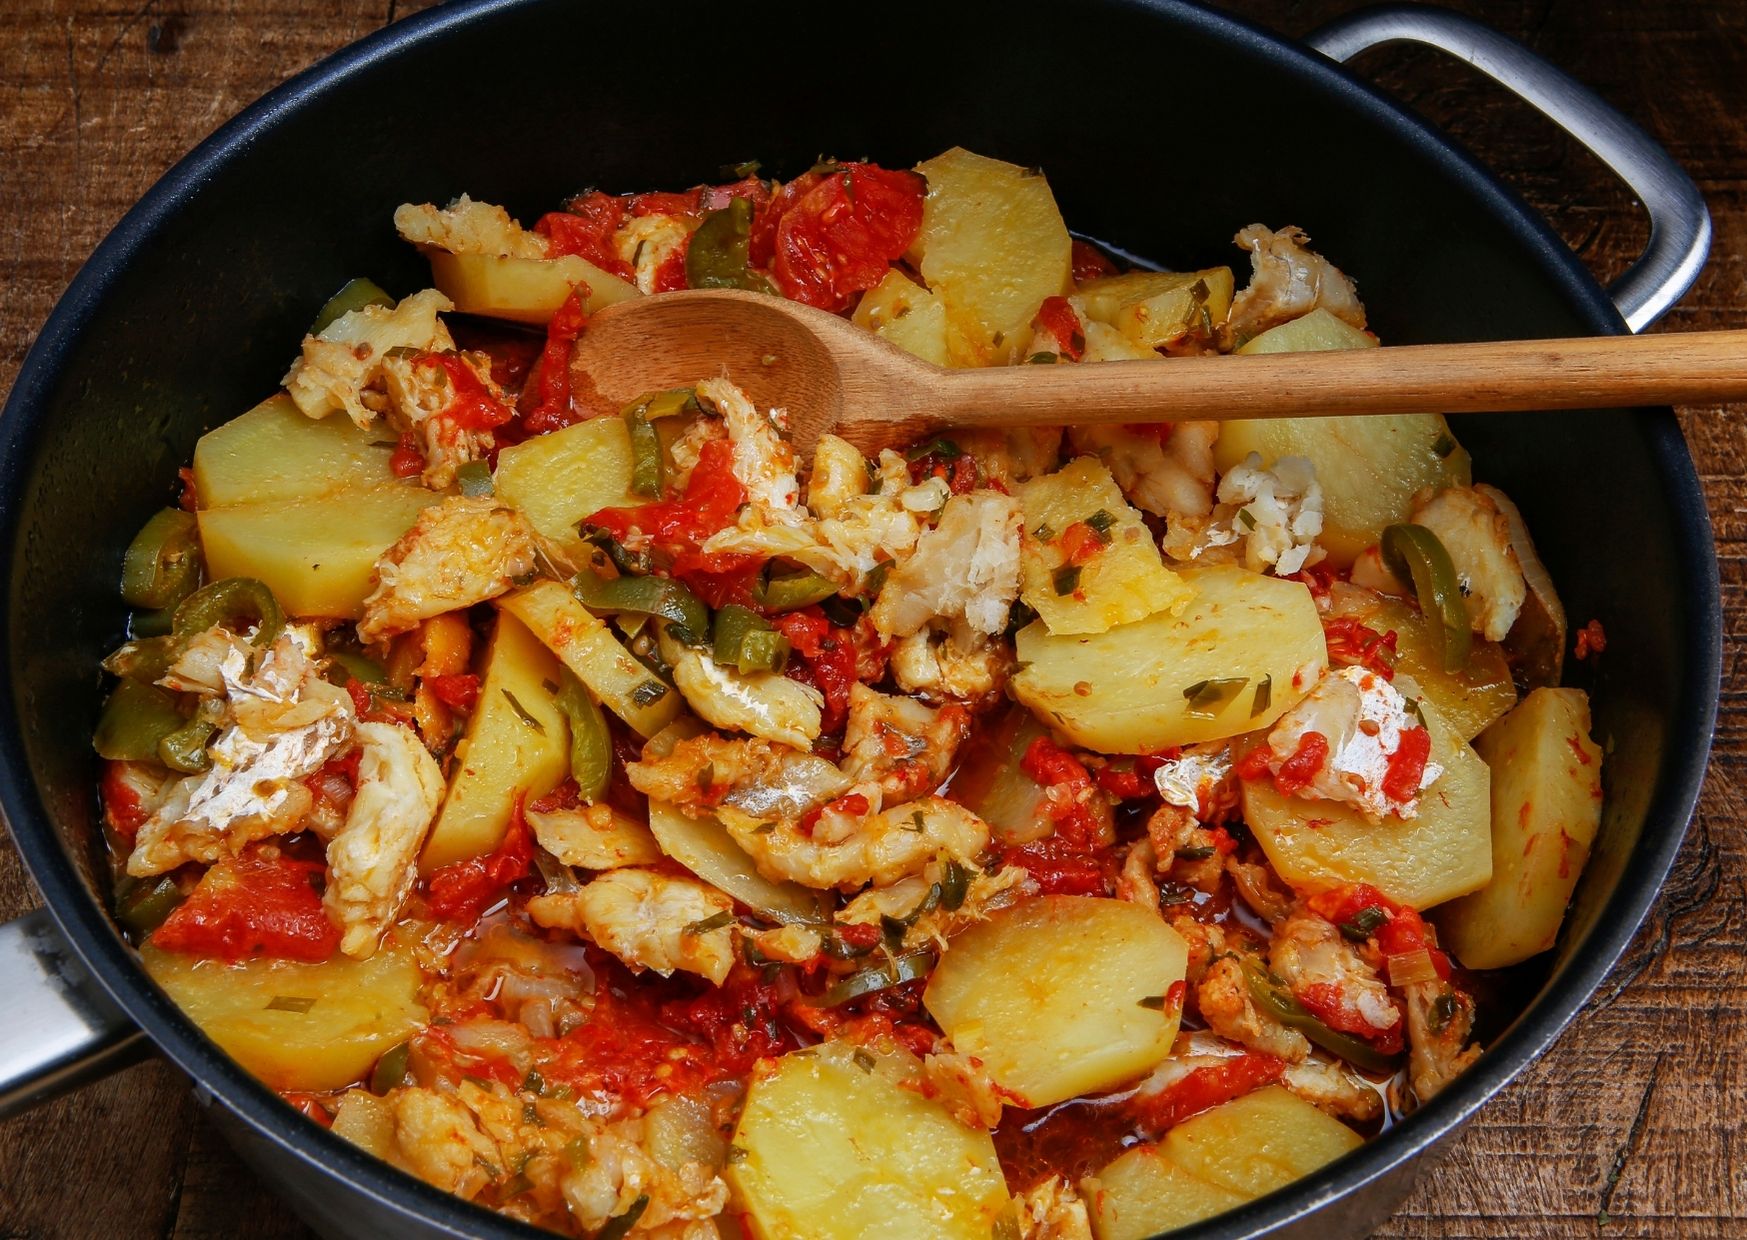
420 613 570 873
198 482 443 619
426 250 640 324
1089 1086 1362 1238
497 581 683 739
646 800 824 926
193 393 395 508
491 415 641 560
728 1041 1012 1240
1234 305 1374 355
142 944 426 1092
1017 456 1192 635
1436 688 1604 969
851 268 951 367
1012 564 1324 754
914 147 1072 366
1075 267 1234 351
1244 695 1493 910
924 896 1187 1108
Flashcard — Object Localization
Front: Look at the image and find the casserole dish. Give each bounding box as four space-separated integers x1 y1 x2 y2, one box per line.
0 2 1720 1236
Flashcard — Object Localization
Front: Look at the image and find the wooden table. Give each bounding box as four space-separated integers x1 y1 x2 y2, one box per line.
0 1 1740 1235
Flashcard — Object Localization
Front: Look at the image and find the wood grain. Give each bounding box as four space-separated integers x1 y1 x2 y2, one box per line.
0 1 1740 1237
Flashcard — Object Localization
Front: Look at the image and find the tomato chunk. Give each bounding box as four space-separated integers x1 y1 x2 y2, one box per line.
152 850 339 962
770 164 925 311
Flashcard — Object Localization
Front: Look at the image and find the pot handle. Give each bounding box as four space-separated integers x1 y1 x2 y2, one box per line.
1305 4 1710 333
0 907 146 1119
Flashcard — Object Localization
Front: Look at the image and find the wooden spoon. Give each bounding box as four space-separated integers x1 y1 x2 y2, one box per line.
568 287 1747 455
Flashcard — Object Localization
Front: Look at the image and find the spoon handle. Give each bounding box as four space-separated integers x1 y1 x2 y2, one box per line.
924 328 1747 425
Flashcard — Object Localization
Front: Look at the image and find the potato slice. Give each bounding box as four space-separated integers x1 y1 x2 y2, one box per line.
1244 695 1492 909
420 613 570 872
1234 305 1374 355
426 251 640 325
647 800 825 925
914 148 1072 367
1436 688 1604 969
1074 267 1234 351
924 896 1187 1108
194 393 395 507
491 415 641 560
947 705 1052 845
1017 456 1191 635
1088 1086 1362 1238
498 581 682 738
198 481 443 619
1012 564 1323 754
1328 588 1516 741
728 1041 1012 1240
851 269 951 367
142 943 426 1092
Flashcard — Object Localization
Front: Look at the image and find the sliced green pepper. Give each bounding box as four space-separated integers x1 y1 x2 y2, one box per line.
127 607 177 639
93 679 186 761
455 459 494 498
102 635 180 685
173 577 285 648
572 571 710 647
330 651 391 689
620 388 697 499
310 277 393 335
712 604 790 674
120 508 201 611
1381 523 1472 673
113 873 186 937
808 949 937 1007
1242 958 1397 1074
369 1041 411 1095
685 197 775 293
754 565 839 613
554 670 612 804
158 701 223 774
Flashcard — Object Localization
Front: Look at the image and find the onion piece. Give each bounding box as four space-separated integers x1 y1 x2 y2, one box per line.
1386 947 1440 988
1476 484 1567 687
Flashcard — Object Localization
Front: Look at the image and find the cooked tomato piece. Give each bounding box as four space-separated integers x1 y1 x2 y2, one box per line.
770 164 925 310
425 801 535 922
536 191 632 277
517 290 590 435
151 850 339 962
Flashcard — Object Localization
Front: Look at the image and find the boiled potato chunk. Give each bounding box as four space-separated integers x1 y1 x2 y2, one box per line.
647 800 825 925
426 250 640 324
914 147 1072 367
491 415 641 560
851 269 951 366
1216 308 1470 565
194 393 395 507
198 482 443 619
1089 1086 1363 1239
1012 565 1324 753
1245 696 1492 909
1329 588 1516 740
420 613 570 872
498 581 683 738
1017 456 1192 635
729 1041 1012 1240
1436 688 1604 969
924 896 1187 1108
1074 267 1235 351
142 944 426 1092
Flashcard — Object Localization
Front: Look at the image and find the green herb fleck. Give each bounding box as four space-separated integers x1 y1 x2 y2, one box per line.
596 1195 650 1240
684 910 735 936
1175 846 1216 861
1236 507 1258 530
1181 676 1248 718
265 995 316 1014
1432 432 1457 458
725 1144 750 1164
851 1048 877 1073
630 680 668 708
1053 564 1082 595
1339 906 1390 942
501 690 546 734
1085 509 1116 539
1026 351 1059 365
1136 994 1168 1010
1251 674 1273 718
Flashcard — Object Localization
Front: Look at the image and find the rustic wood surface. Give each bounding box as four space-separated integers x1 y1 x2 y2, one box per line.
0 1 1740 1236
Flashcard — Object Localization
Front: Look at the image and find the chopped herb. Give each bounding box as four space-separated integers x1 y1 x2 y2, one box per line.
1136 994 1168 1010
1404 696 1427 727
1053 564 1082 595
725 1144 750 1164
579 525 654 576
1339 906 1390 941
862 559 893 599
905 811 927 832
501 689 546 734
1032 521 1055 541
630 239 648 269
992 331 1005 348
940 858 970 911
1158 882 1193 906
522 1102 541 1126
738 935 770 967
521 1069 546 1096
696 761 716 793
1084 509 1116 539
630 680 668 708
541 679 560 696
905 437 962 462
1004 600 1039 638
1188 278 1210 305
596 1195 649 1240
1174 846 1216 861
1433 432 1457 458
1182 676 1248 718
822 931 873 961
1236 507 1258 530
265 995 316 1013
1430 990 1460 1032
1026 351 1059 365
1070 330 1086 355
684 910 735 936
724 159 762 179
880 914 909 952
851 1048 877 1073
1251 674 1273 717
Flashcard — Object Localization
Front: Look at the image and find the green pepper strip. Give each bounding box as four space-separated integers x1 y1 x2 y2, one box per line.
685 197 775 293
554 670 612 804
369 1041 412 1096
158 702 223 774
754 566 839 613
620 388 697 499
1381 523 1472 673
712 604 791 673
809 949 938 1008
310 277 394 336
102 636 180 685
572 571 710 647
113 874 186 937
173 577 286 649
120 508 202 611
1242 958 1397 1074
455 459 494 498
93 678 187 761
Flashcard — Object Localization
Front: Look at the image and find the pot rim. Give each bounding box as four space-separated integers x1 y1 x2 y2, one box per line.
0 0 1721 1235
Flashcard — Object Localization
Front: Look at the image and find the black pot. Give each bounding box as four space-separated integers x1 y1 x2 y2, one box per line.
0 3 1720 1237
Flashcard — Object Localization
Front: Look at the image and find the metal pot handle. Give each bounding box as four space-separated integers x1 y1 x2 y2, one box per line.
0 908 145 1118
1305 4 1710 333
